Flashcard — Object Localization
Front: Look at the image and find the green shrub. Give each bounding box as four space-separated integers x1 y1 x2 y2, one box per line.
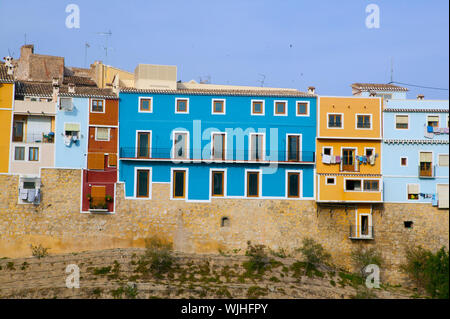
30 244 49 259
401 246 449 299
351 246 383 277
351 287 377 299
247 286 268 299
135 237 174 279
243 241 271 276
296 238 331 276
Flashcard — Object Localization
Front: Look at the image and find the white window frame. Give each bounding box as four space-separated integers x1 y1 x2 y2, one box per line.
138 96 153 113
344 178 363 192
296 100 310 117
327 113 344 129
325 176 336 185
357 213 373 239
406 183 420 201
362 179 381 192
28 146 40 162
251 99 265 116
274 100 288 116
285 170 303 199
438 153 449 167
172 131 190 160
426 114 440 127
175 98 189 114
285 133 302 161
135 130 152 158
355 113 372 130
322 146 333 156
400 156 408 167
90 98 106 113
13 146 26 161
249 132 265 161
364 147 375 158
170 167 189 200
18 177 41 205
244 169 262 198
95 127 111 141
209 168 227 198
211 132 227 161
134 167 152 199
211 99 226 115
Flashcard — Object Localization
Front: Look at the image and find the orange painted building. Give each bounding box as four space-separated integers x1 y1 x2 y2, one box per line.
316 96 383 239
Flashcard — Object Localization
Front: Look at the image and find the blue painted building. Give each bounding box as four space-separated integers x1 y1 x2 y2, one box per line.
118 74 317 202
352 84 449 208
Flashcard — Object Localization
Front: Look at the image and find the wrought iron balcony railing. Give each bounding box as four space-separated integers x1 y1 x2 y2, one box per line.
12 132 55 144
119 147 315 163
418 164 435 178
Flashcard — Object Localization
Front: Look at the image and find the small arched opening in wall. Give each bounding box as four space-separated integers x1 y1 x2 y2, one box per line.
221 216 230 227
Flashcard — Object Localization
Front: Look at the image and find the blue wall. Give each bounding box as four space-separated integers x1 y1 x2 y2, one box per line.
118 92 317 200
55 97 89 168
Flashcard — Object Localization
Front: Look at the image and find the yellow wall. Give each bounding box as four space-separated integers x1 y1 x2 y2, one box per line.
318 96 382 139
317 175 382 202
0 83 14 173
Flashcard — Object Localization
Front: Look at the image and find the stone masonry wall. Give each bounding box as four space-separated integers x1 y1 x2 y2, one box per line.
0 168 448 284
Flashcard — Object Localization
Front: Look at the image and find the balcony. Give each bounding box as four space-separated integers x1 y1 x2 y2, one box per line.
14 100 56 115
12 132 55 144
119 147 315 163
349 225 374 240
418 164 435 178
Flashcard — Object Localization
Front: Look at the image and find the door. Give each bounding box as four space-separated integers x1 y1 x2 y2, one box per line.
137 132 150 158
342 149 355 172
287 136 300 161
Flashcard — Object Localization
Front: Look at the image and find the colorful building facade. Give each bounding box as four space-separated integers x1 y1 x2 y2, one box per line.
118 85 317 202
0 64 14 173
316 95 383 239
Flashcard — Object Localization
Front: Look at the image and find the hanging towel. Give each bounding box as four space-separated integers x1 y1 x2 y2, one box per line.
322 154 331 164
424 126 434 139
432 194 438 206
369 155 376 165
19 189 28 200
427 126 434 133
34 189 41 204
444 128 449 134
362 156 368 164
64 135 72 146
330 156 336 164
439 128 445 133
27 189 35 202
433 127 440 133
335 156 341 163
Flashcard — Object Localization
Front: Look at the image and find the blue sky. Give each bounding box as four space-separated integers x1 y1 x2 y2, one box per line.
0 0 448 99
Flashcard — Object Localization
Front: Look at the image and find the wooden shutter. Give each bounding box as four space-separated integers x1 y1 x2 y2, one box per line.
108 154 117 167
437 184 449 209
419 152 432 162
88 153 105 170
438 154 449 167
396 115 408 124
91 185 106 205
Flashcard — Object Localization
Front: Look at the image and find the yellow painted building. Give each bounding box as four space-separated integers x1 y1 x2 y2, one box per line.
0 65 14 173
316 96 383 239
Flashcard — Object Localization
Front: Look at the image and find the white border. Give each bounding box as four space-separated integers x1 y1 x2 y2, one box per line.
211 99 226 115
90 98 106 114
273 100 288 116
394 114 409 130
209 168 227 197
170 167 189 200
355 113 372 130
135 130 152 158
285 133 302 161
175 97 189 114
327 113 344 129
172 130 190 159
249 132 265 161
133 166 152 199
138 96 153 113
250 99 265 116
285 169 303 199
95 127 111 141
211 132 227 161
296 100 310 117
244 169 262 198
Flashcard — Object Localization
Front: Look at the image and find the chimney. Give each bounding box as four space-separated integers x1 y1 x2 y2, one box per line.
307 86 316 94
68 83 75 93
3 56 14 75
52 77 60 102
417 94 424 100
20 44 34 59
369 91 377 97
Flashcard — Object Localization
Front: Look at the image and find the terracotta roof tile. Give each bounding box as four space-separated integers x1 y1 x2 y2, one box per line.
15 81 53 97
351 83 408 92
62 75 97 87
59 86 118 99
120 87 314 98
15 81 117 99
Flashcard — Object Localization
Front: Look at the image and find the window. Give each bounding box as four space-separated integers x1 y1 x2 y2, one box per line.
91 99 104 112
342 148 356 172
427 115 439 127
345 179 361 191
356 115 371 129
323 147 332 156
274 101 287 115
246 171 260 197
87 153 105 170
250 134 264 161
173 170 186 198
176 98 189 113
395 115 409 129
365 148 374 157
12 121 24 142
401 157 408 167
28 147 39 161
326 177 335 185
211 171 224 197
251 100 264 115
212 99 225 114
296 102 309 116
59 97 73 111
438 154 449 167
136 169 150 198
360 215 370 237
404 221 413 228
407 184 419 200
139 98 152 112
212 133 225 160
328 114 342 128
437 184 449 209
23 181 36 189
14 146 25 160
173 132 188 159
287 172 300 198
287 135 300 161
64 123 80 139
95 127 110 141
221 217 230 227
375 93 392 100
419 152 433 177
137 132 151 158
108 154 117 167
364 180 379 191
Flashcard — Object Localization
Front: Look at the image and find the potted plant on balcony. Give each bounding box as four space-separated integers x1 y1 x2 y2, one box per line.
105 195 113 202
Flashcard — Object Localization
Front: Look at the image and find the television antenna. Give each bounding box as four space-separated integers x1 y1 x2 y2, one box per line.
96 30 113 64
258 74 266 87
84 42 90 68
